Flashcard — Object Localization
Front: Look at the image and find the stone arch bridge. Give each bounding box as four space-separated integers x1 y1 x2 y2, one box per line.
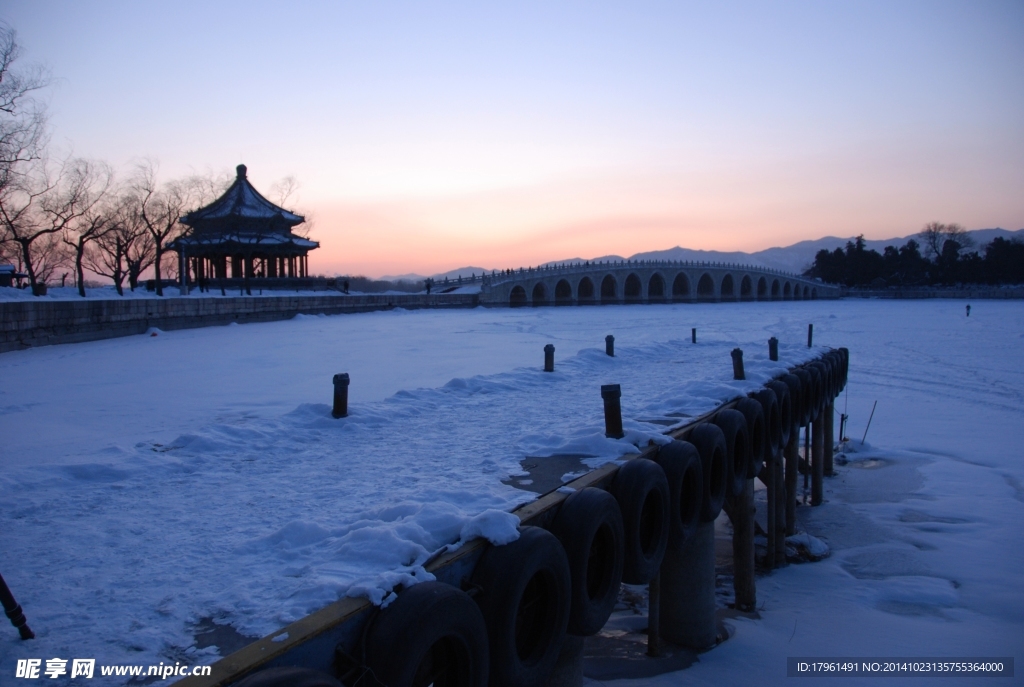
476 260 838 306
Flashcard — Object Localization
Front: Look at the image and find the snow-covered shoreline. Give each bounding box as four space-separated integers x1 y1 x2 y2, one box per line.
2 300 1022 685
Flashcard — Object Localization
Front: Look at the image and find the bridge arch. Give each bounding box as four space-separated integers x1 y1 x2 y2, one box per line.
648 272 666 301
771 279 780 300
624 273 642 301
510 285 527 307
721 273 735 299
783 282 792 299
578 276 595 302
601 274 617 303
811 287 818 300
740 275 752 300
555 279 572 305
757 276 767 300
672 273 691 300
532 282 548 306
697 272 715 300
803 286 810 300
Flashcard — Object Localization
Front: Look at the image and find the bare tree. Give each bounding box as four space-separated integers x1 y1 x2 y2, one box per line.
60 160 114 296
918 221 974 261
0 24 47 177
269 174 315 239
0 156 107 291
0 23 52 288
21 228 66 285
131 161 226 295
84 221 127 295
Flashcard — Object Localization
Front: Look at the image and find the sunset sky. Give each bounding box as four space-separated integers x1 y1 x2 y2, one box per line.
5 1 1023 277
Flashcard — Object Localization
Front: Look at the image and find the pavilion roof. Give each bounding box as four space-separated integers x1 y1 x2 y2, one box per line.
180 164 304 229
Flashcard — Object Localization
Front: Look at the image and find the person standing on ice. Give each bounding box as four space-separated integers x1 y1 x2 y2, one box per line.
966 304 971 317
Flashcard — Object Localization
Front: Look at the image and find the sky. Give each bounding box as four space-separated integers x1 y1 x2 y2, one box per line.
4 1 1023 277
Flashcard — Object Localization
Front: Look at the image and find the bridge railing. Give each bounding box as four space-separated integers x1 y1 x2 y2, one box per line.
474 259 814 288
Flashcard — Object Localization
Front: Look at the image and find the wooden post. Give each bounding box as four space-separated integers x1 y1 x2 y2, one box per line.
544 344 555 372
774 448 787 564
729 479 757 611
811 415 824 506
691 327 697 344
605 335 614 357
332 373 350 419
731 348 745 380
768 336 778 361
785 427 799 536
807 323 814 348
601 384 624 439
764 462 776 570
659 521 716 649
824 400 835 476
647 572 661 657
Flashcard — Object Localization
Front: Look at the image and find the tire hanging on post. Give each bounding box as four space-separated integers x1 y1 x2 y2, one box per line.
687 423 727 522
549 487 624 636
734 398 766 479
652 440 704 549
363 581 489 687
766 379 792 451
609 458 671 585
713 408 751 498
471 526 571 687
791 369 814 427
750 387 781 465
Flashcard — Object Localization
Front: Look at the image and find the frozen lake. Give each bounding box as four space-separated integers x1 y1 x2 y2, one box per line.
2 299 1022 684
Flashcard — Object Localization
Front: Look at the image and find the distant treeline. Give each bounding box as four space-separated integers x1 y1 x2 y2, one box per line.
803 223 1024 287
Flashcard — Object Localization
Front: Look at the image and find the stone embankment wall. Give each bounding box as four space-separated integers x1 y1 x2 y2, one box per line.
0 294 478 353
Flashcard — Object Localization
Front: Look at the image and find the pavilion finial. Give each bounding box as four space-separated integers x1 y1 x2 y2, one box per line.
236 164 247 179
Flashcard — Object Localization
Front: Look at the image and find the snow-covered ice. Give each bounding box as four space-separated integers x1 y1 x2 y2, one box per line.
1 300 1022 685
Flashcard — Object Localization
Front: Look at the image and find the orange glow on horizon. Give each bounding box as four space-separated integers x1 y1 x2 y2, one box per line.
303 162 1022 278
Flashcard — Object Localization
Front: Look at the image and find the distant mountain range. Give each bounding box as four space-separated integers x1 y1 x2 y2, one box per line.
381 228 1023 281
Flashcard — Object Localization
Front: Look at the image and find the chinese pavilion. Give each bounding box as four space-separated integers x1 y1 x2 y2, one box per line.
172 164 319 283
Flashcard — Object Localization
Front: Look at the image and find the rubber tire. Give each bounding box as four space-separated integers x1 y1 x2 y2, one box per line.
791 369 813 427
830 352 841 397
233 668 343 687
471 526 570 687
364 581 489 687
805 363 825 422
766 379 792 449
688 422 727 522
735 398 766 479
713 408 751 498
838 347 849 391
749 388 780 466
819 354 833 401
652 440 703 549
550 487 624 636
813 359 833 406
610 458 671 584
